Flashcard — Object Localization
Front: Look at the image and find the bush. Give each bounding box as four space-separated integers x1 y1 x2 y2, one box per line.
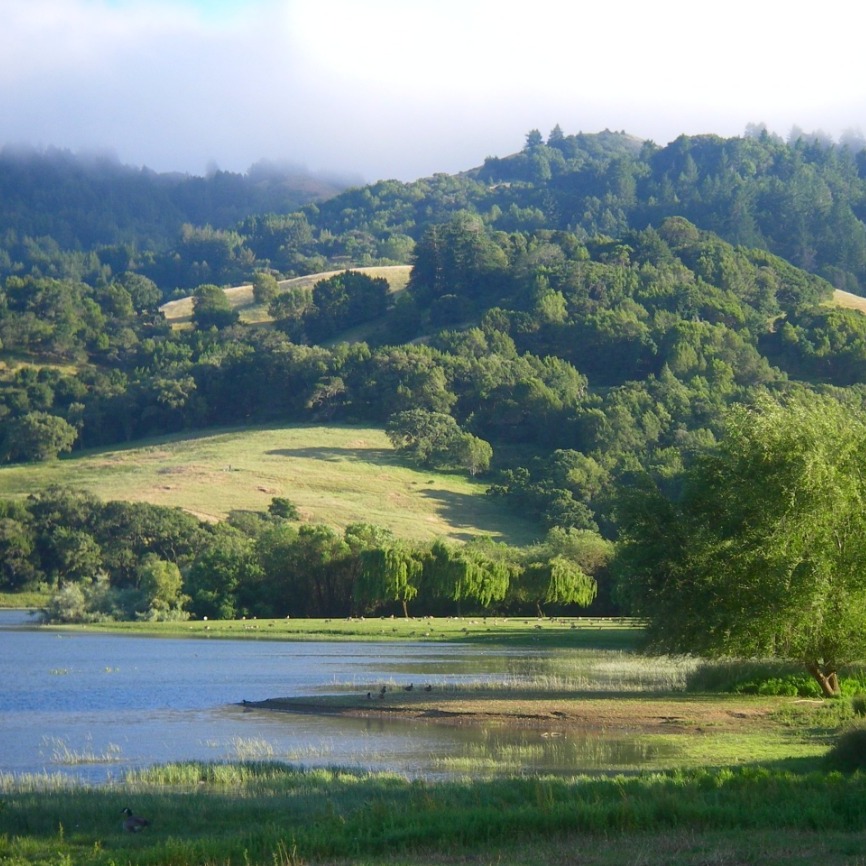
851 694 866 717
733 674 823 698
687 661 866 698
826 724 866 772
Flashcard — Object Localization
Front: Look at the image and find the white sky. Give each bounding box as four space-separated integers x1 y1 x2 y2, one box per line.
1 0 864 182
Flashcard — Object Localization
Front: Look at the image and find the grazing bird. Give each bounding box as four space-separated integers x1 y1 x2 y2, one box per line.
121 807 150 832
403 683 414 692
379 685 387 696
424 684 432 692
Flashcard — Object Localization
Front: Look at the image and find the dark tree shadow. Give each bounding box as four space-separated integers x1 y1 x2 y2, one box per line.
418 488 537 545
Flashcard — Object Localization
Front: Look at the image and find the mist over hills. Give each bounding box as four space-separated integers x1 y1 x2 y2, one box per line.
2 126 865 295
0 144 350 251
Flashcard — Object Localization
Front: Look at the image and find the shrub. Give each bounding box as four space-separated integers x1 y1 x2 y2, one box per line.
733 674 823 698
826 724 866 772
688 661 866 698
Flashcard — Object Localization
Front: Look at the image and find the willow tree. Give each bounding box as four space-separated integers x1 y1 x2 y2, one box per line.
521 556 597 617
423 540 510 615
356 545 422 617
615 394 866 697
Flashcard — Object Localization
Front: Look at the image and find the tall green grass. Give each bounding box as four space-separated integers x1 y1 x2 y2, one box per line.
1 763 865 865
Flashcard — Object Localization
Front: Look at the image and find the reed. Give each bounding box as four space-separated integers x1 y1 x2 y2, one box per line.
41 736 123 766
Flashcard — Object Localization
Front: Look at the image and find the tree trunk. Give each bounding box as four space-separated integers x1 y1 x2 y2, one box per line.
402 599 409 619
807 661 841 697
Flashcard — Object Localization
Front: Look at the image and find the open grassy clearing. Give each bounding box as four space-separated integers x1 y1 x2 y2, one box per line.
80 614 639 645
832 287 866 313
0 423 537 543
159 265 412 327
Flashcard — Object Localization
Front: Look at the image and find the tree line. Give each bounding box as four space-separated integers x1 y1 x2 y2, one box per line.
1 487 611 623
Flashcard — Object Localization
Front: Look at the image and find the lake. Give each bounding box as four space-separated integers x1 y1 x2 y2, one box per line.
0 610 671 782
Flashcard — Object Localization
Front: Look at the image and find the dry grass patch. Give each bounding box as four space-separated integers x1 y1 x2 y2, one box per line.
0 423 537 543
160 265 411 327
831 288 866 313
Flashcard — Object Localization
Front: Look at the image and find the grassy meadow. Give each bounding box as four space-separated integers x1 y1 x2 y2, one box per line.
159 265 412 327
0 422 538 543
3 761 866 866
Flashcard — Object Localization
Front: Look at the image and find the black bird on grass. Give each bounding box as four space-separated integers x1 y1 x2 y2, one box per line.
121 807 150 832
403 683 414 692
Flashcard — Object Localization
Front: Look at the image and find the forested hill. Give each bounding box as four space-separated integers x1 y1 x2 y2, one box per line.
4 126 866 536
0 147 347 283
4 128 866 295
9 126 866 619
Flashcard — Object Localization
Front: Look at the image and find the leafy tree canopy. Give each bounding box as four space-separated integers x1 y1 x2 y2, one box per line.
614 394 866 696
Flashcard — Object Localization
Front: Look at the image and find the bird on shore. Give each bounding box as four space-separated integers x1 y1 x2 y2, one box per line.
403 683 414 692
379 685 387 696
121 807 150 832
424 684 432 692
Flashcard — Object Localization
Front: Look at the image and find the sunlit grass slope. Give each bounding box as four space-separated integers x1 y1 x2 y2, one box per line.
0 424 538 544
160 265 412 326
832 287 866 313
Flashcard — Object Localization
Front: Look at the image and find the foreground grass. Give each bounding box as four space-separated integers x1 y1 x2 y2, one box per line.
1 762 865 866
0 423 537 543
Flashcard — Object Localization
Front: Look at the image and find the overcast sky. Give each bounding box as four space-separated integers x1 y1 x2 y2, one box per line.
2 0 864 183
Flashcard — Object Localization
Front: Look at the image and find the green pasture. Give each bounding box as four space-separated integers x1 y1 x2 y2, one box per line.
79 614 639 647
0 423 538 544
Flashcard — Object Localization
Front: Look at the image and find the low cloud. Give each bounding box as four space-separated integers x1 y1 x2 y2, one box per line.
1 0 864 182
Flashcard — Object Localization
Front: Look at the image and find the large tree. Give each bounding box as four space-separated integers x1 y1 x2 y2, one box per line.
615 394 866 696
1 412 77 463
356 544 422 617
191 284 238 330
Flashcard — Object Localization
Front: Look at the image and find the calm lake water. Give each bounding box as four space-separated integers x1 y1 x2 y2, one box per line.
0 610 669 783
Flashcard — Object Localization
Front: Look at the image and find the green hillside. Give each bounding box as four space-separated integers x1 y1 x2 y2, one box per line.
0 424 538 545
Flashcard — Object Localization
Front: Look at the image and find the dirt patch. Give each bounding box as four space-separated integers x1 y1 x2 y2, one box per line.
242 693 781 736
